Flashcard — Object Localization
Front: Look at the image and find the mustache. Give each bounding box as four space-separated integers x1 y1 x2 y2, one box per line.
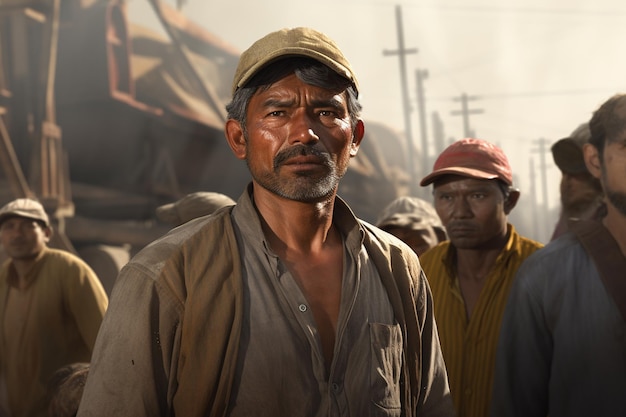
273 145 332 169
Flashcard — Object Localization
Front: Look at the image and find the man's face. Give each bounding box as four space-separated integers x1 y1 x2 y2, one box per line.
433 176 510 250
0 217 50 261
601 137 626 217
230 73 362 202
559 171 601 213
384 226 440 256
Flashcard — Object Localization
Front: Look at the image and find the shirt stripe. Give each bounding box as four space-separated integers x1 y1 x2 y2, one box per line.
420 224 542 417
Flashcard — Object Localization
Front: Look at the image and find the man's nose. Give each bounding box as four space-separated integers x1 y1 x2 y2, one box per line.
288 111 320 145
450 197 473 218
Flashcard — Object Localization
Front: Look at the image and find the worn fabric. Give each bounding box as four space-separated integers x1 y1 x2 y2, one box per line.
491 229 626 417
77 186 455 417
229 188 396 416
419 225 542 417
0 248 108 417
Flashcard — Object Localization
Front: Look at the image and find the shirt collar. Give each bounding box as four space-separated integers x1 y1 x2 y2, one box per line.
232 183 364 254
441 223 522 281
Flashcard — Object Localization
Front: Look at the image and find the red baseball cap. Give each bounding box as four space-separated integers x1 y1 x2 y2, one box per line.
420 138 513 186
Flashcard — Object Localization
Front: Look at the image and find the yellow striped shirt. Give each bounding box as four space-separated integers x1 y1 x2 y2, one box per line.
420 224 542 417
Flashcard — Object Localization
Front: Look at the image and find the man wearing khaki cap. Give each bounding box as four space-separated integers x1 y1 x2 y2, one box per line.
156 192 236 227
418 138 543 417
78 27 454 417
549 122 604 240
0 198 108 417
376 196 447 256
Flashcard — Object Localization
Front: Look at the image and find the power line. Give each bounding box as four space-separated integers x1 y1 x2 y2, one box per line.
425 87 620 102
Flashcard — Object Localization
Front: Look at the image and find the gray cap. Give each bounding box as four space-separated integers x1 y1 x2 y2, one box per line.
0 198 50 227
376 196 443 231
156 192 235 226
551 123 591 174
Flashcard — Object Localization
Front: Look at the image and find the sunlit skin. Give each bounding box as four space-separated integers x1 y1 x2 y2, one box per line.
432 175 519 317
384 226 440 256
584 136 626 255
227 74 362 204
0 216 51 287
224 73 364 370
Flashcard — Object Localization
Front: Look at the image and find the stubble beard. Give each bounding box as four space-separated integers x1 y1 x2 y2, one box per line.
601 165 626 217
246 144 343 203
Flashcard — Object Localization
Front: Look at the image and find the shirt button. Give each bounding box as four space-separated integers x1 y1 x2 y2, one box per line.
298 304 307 312
331 382 341 393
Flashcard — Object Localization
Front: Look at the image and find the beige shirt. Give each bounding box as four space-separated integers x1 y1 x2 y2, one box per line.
0 248 108 417
228 193 398 416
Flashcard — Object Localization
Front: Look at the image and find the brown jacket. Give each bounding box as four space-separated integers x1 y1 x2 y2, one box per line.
77 202 453 417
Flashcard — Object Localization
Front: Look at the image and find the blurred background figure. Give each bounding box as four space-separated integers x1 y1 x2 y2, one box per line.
376 196 447 256
550 123 605 240
156 192 236 227
0 198 107 417
46 363 90 417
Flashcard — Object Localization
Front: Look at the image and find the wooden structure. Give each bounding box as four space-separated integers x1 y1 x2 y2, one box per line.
0 0 407 292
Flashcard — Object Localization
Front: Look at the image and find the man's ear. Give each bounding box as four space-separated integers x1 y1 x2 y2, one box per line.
43 225 53 243
504 188 520 215
349 120 365 157
225 119 247 160
583 143 602 180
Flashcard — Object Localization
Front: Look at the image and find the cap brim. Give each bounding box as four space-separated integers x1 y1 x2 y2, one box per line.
551 138 587 174
0 211 48 226
420 167 500 186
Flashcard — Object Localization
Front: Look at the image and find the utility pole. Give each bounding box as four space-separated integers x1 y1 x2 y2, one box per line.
529 158 540 241
530 137 552 239
451 93 483 137
415 68 429 179
383 4 418 195
431 111 445 163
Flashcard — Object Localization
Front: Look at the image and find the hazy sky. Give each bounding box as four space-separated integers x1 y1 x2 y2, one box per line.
128 0 625 235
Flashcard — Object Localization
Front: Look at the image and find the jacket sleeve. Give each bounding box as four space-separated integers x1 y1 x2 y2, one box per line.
413 268 456 417
65 256 109 351
76 258 184 416
490 257 551 417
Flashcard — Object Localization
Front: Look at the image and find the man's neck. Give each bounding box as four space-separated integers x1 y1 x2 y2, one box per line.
455 246 503 282
252 187 337 255
10 255 40 289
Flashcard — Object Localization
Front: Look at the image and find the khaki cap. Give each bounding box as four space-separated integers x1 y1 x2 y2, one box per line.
0 198 50 227
376 196 444 231
231 27 358 95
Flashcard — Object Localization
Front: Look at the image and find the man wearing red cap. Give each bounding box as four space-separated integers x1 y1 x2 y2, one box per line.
78 27 454 417
419 138 543 417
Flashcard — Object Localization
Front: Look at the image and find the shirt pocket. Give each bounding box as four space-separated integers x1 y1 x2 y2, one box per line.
369 322 402 417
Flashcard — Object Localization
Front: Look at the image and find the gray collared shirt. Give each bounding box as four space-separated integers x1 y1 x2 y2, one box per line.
228 189 402 417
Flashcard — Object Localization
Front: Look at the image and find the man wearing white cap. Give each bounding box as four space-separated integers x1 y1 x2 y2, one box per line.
78 27 454 417
0 198 108 417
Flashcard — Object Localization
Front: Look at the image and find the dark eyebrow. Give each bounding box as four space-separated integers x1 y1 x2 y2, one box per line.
310 97 345 110
260 98 295 108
